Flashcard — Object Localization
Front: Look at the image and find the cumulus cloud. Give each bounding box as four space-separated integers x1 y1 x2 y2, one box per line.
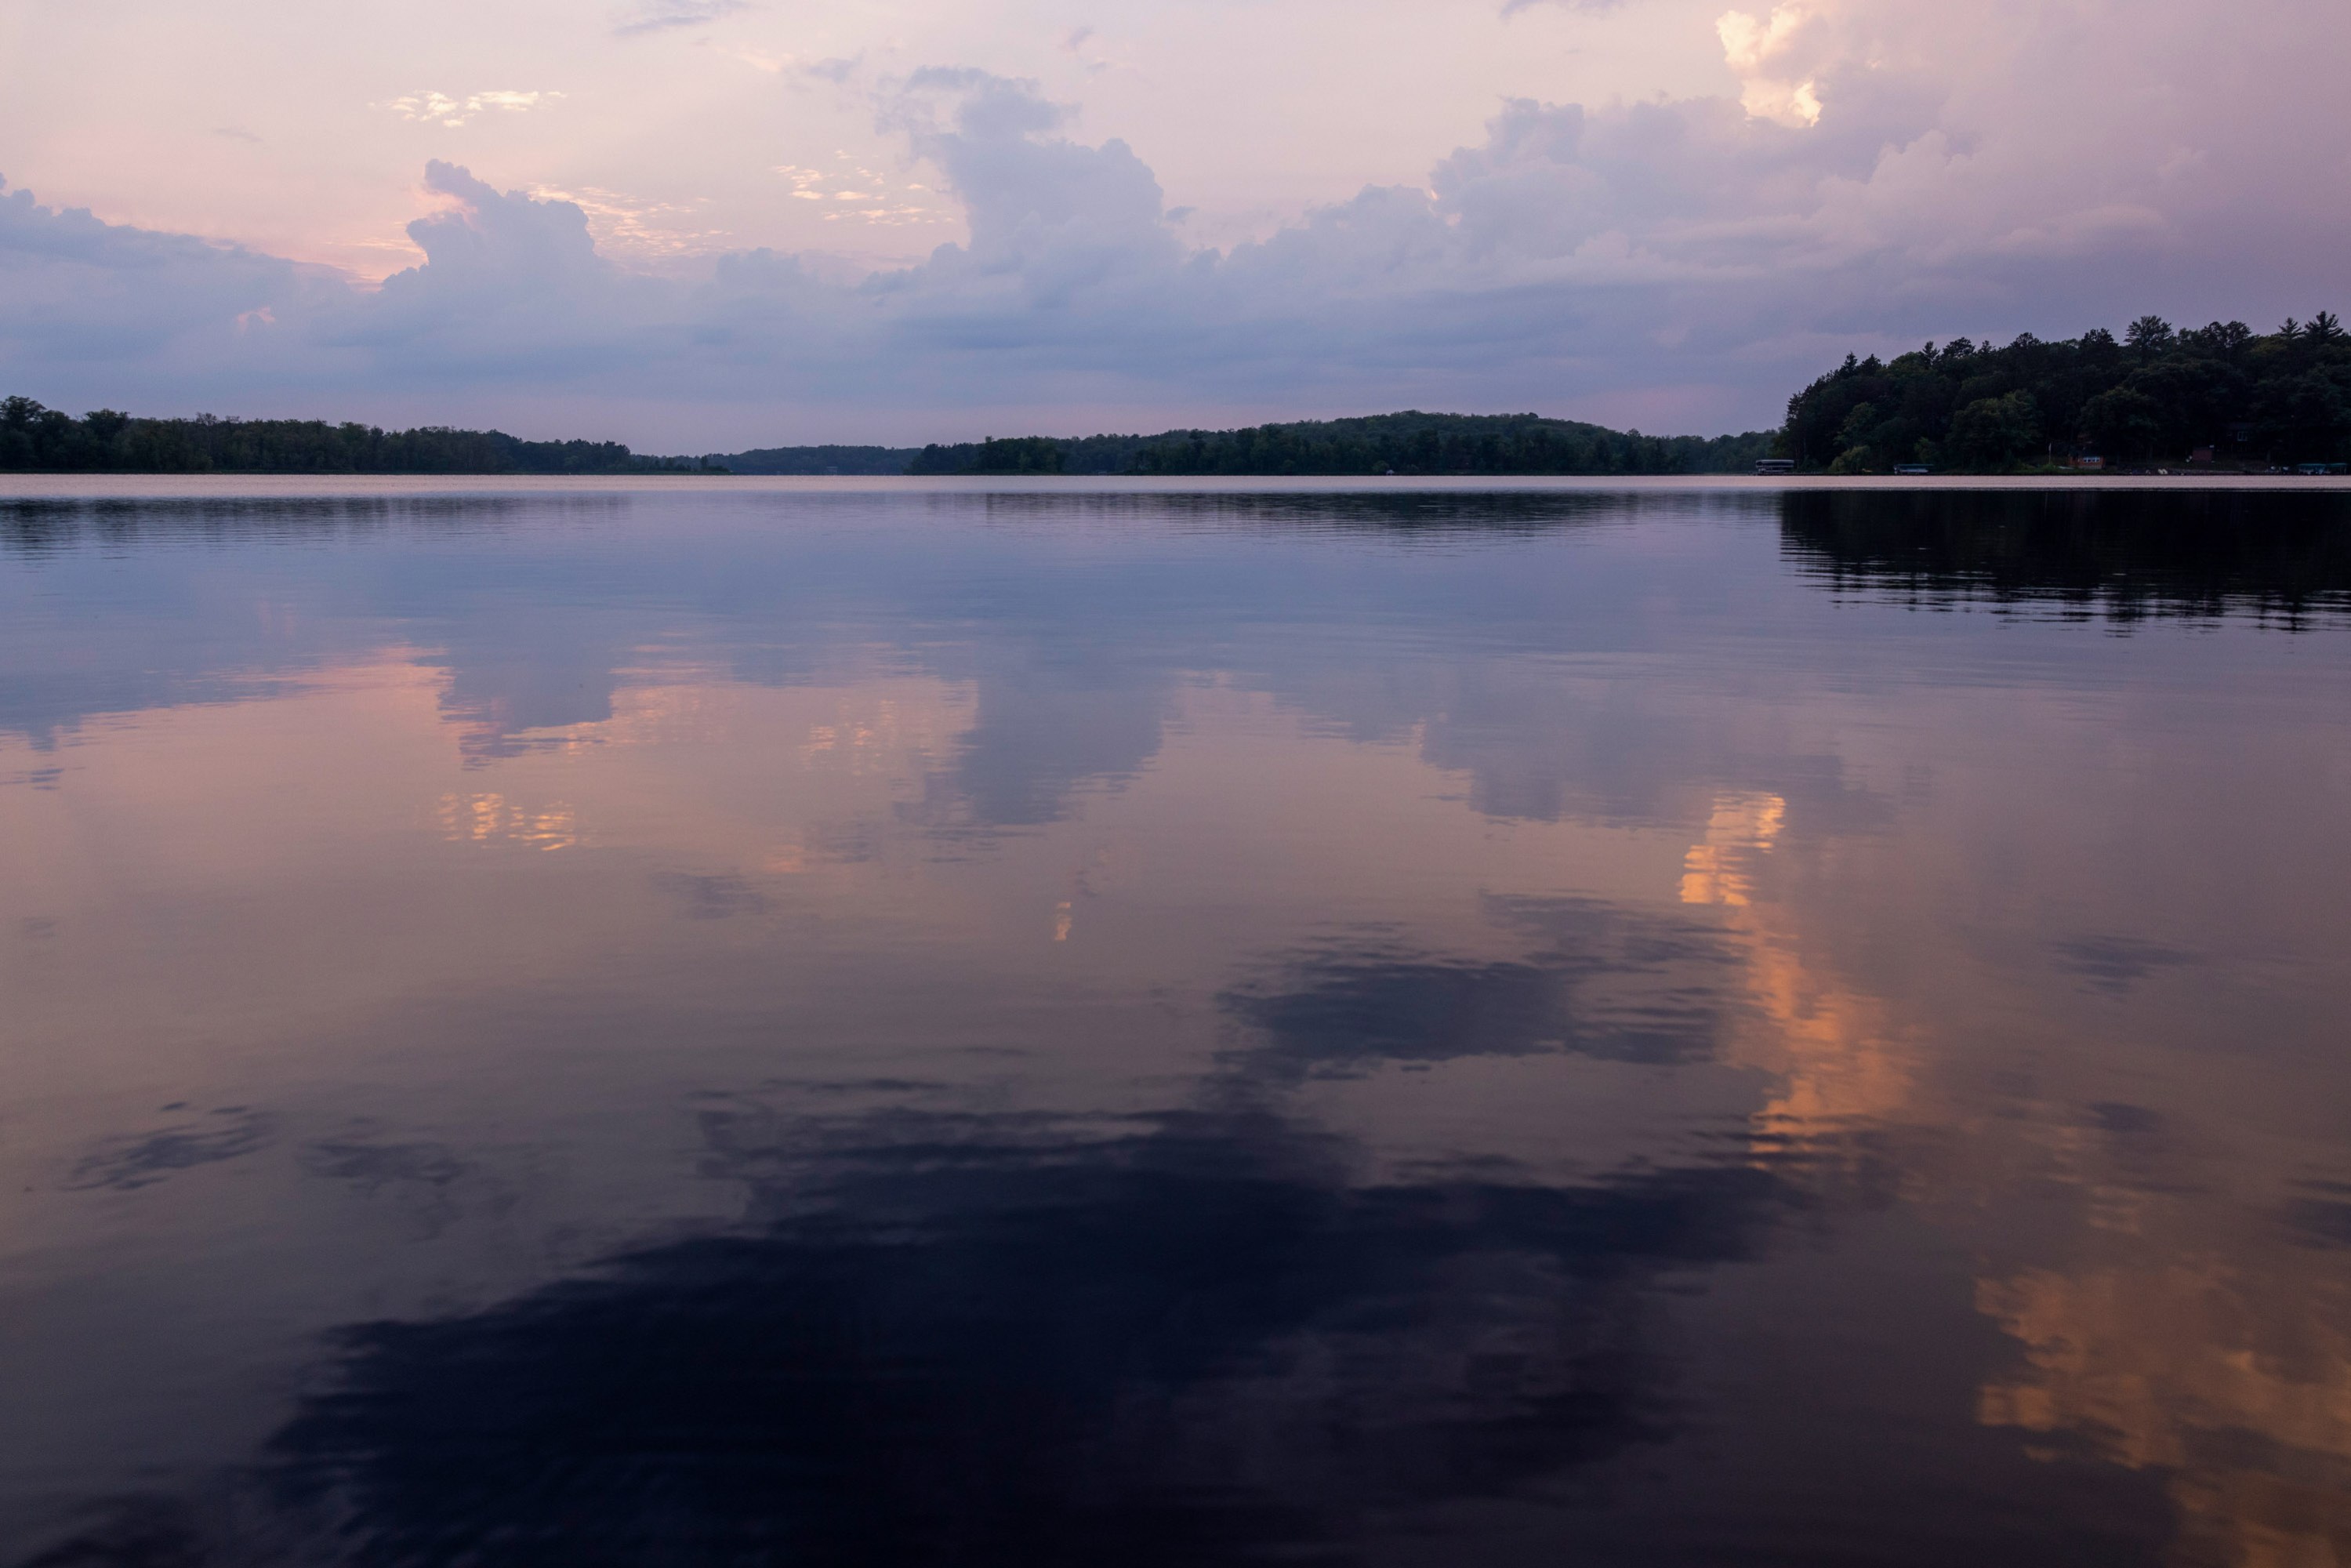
527 182 735 260
0 177 328 372
880 71 1176 276
347 162 689 382
2 0 2347 441
1716 6 1823 127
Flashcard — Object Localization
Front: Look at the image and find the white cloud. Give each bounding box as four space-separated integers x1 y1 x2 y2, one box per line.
1716 5 1824 124
527 183 733 260
383 90 562 129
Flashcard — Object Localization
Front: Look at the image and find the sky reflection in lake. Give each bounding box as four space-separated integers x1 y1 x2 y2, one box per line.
2 485 2349 1566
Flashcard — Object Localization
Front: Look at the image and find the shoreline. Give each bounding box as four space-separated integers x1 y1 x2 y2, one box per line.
5 472 2351 500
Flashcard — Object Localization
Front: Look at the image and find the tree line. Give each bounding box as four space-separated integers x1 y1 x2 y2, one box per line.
3 401 1772 478
1780 312 2351 473
16 310 2348 477
0 398 713 474
890 412 1775 477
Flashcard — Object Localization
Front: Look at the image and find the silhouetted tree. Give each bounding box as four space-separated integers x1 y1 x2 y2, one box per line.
0 401 713 474
903 413 1774 477
1780 312 2351 470
2124 315 2177 358
1948 391 2044 468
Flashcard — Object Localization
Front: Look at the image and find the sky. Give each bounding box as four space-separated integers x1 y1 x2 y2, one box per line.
1 0 2346 449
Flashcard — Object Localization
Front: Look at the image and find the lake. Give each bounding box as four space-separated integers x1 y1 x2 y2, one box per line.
3 481 2349 1566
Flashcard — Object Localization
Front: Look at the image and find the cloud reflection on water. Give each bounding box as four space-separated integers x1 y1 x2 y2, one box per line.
5 488 2351 1566
1223 898 1742 1080
254 1104 1785 1566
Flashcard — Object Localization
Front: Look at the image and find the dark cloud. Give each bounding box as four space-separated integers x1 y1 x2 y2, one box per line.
66 1108 273 1192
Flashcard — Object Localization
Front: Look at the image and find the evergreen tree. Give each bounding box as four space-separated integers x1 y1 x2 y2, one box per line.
1778 313 2351 470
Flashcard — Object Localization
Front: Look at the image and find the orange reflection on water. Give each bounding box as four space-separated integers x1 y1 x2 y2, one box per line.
436 792 580 851
1679 790 1914 1152
1978 1261 2351 1566
1678 793 1783 908
1672 797 2351 1568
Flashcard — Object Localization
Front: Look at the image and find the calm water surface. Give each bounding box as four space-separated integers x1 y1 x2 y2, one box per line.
4 485 2350 1566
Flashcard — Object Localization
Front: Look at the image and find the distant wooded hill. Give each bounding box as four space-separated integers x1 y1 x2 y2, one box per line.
711 412 1774 477
22 310 2344 479
0 398 713 475
1780 312 2351 472
0 402 1763 477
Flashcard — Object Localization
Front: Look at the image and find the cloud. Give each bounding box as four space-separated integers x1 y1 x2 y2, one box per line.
4 0 2349 443
1221 913 1738 1080
249 1103 1785 1563
0 175 331 372
877 69 1175 275
1716 5 1823 126
527 181 735 259
346 162 682 379
613 0 750 35
383 89 561 128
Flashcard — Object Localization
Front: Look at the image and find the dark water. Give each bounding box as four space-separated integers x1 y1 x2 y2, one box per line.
4 484 2349 1566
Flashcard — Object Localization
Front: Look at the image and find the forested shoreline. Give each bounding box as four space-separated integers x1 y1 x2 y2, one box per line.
1780 312 2351 473
713 414 1772 477
0 399 714 475
895 413 1773 477
7 308 2346 475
